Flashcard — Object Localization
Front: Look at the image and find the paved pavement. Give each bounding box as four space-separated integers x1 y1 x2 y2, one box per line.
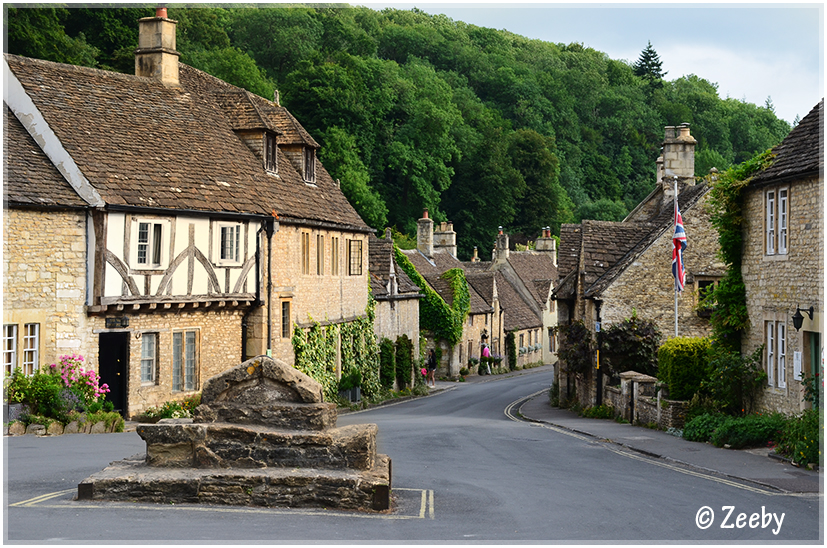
438 365 821 494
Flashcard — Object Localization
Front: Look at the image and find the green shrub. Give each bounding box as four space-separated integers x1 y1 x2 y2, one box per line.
395 334 413 390
580 404 615 419
4 368 30 404
709 413 786 449
549 380 559 407
703 345 766 415
658 337 711 400
602 312 661 378
379 338 396 389
459 367 470 376
776 408 821 467
506 331 517 371
556 321 593 376
683 412 727 442
802 365 823 409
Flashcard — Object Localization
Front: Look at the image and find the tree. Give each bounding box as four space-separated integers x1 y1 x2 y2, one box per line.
632 41 666 97
6 7 100 67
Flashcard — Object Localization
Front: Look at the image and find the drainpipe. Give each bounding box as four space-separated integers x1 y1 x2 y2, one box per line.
265 218 276 356
595 299 603 406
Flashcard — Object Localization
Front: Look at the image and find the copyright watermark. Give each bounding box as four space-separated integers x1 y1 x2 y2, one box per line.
695 506 785 535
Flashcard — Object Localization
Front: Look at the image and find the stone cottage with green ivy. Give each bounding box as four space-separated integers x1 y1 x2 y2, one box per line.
739 99 823 415
3 9 374 417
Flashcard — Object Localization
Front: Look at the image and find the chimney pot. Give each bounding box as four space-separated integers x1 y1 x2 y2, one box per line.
422 209 429 219
156 6 167 18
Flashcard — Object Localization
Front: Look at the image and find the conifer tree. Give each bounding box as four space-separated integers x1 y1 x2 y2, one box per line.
632 41 666 91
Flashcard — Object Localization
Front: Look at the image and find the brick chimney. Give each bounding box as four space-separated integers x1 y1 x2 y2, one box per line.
135 7 180 87
662 123 696 203
417 209 434 258
433 221 457 258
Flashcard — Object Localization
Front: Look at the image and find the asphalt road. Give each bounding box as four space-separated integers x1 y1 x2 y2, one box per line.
4 369 822 542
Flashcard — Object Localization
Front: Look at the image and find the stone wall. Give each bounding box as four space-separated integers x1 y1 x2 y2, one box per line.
600 190 722 340
3 208 95 370
741 175 824 415
373 297 420 362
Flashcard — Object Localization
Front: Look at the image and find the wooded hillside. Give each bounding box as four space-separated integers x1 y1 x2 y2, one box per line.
6 6 791 259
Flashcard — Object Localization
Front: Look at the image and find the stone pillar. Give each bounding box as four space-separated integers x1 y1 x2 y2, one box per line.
136 7 180 87
416 210 433 258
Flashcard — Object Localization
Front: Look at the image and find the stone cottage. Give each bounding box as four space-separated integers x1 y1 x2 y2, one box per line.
3 9 372 417
554 124 724 405
740 99 823 415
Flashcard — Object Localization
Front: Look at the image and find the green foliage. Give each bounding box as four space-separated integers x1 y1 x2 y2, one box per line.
802 364 823 409
293 297 381 402
632 41 666 90
338 368 362 392
549 380 560 407
379 338 396 389
709 413 786 449
556 321 593 376
704 149 775 351
657 337 711 400
395 334 413 390
4 368 30 404
580 404 616 419
702 345 767 415
776 409 822 467
394 246 469 345
142 398 197 420
7 7 101 68
506 331 518 371
682 412 728 442
601 313 662 378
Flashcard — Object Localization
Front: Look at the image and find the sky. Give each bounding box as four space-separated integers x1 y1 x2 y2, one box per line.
356 2 824 124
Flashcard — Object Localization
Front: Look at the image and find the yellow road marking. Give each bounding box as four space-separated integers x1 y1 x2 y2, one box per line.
9 488 76 507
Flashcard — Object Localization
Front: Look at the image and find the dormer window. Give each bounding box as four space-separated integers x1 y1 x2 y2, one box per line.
265 133 278 174
304 148 316 184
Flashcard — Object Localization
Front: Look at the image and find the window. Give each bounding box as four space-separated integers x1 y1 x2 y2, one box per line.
304 148 316 183
301 232 311 275
141 333 157 383
331 237 340 276
548 328 556 353
348 239 363 276
519 334 525 348
22 323 39 376
4 324 17 376
264 133 278 173
132 218 169 269
777 322 787 388
765 320 788 388
173 330 198 392
316 234 324 275
281 301 291 339
765 187 789 256
217 223 241 264
468 315 474 326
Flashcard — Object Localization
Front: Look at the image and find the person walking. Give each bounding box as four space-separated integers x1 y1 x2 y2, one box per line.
426 349 437 387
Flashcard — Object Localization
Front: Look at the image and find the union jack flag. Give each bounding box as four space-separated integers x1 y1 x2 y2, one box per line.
672 197 687 292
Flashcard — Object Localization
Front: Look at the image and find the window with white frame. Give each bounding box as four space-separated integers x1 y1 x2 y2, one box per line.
214 222 242 265
141 332 158 383
264 133 278 173
4 324 17 376
132 218 169 269
304 148 316 184
172 330 198 392
765 187 789 256
765 320 787 387
22 323 39 376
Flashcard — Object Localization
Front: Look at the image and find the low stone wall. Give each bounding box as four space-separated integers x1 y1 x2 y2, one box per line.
637 396 659 426
601 371 689 429
6 419 122 436
659 398 689 429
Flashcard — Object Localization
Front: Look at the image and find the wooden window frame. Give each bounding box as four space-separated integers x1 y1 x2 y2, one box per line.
348 239 363 276
22 323 39 376
4 324 18 376
141 332 158 384
172 330 199 392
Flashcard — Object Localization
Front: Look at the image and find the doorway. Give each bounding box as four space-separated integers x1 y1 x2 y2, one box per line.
98 332 129 415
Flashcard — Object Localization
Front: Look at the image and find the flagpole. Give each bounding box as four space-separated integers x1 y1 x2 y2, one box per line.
674 177 679 338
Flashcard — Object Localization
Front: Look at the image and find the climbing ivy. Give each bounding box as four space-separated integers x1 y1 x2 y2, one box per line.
379 338 396 389
394 245 470 345
292 295 381 402
705 149 775 351
506 331 517 371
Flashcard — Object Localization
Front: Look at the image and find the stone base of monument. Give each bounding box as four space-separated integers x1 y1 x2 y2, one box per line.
78 356 392 511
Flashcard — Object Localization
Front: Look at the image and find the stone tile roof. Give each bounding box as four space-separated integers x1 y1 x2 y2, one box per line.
495 271 541 331
4 106 88 208
212 91 284 134
465 272 495 307
506 251 557 306
557 224 582 280
750 99 823 187
368 235 420 299
5 55 361 229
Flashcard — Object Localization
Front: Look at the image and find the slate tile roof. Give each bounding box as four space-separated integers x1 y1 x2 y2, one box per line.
4 106 88 208
494 271 541 331
750 99 823 187
5 55 361 229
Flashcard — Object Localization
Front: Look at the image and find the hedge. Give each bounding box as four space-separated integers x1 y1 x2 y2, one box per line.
658 337 711 400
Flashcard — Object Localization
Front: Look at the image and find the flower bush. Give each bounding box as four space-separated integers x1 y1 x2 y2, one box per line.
49 354 109 405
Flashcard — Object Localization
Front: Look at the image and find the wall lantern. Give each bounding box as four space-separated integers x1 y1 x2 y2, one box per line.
792 305 814 331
